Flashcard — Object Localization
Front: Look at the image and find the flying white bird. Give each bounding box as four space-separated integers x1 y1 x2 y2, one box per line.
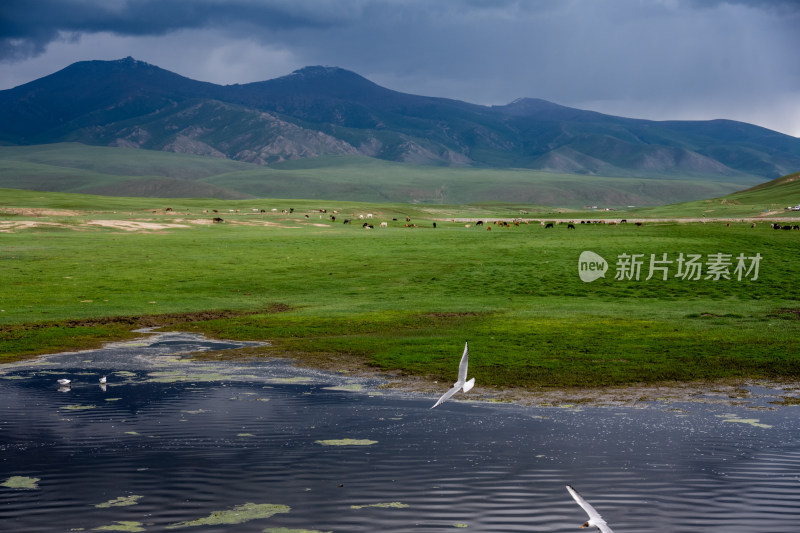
567 485 615 533
57 378 71 386
431 341 474 409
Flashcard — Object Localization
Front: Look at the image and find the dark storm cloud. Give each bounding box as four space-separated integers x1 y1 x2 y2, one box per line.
0 0 352 60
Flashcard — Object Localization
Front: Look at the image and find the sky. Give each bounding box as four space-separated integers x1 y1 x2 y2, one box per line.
1 0 799 137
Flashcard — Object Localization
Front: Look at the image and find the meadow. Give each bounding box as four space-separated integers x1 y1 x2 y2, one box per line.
2 186 800 391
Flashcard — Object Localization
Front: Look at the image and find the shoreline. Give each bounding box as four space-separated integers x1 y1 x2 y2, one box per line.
276 348 800 409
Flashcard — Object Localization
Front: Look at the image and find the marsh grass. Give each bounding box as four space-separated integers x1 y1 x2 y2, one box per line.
1 189 799 387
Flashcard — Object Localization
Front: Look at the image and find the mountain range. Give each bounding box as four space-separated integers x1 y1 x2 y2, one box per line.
1 56 799 182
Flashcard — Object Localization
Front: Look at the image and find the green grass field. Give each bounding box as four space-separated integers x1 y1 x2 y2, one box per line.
0 143 759 206
2 185 800 389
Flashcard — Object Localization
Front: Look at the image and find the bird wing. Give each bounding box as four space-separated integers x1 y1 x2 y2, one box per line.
431 383 461 409
457 341 469 383
597 522 615 533
567 486 610 529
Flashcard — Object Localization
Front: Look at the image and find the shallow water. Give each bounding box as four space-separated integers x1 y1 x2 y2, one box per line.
1 331 799 532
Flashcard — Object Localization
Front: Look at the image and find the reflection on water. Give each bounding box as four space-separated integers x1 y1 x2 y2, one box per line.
1 331 799 532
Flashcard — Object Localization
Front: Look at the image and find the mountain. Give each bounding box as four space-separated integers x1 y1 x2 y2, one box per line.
1 57 798 181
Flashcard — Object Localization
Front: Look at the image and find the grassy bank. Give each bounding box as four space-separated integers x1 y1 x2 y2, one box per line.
2 189 800 388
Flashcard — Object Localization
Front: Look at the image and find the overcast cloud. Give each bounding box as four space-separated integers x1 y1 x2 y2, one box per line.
1 0 798 136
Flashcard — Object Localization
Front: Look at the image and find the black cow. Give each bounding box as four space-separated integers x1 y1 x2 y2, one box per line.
545 223 554 229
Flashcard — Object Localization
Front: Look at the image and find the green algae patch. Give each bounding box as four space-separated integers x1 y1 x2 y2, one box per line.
351 502 409 510
722 417 773 429
238 433 256 437
314 439 377 446
166 502 290 529
267 377 313 384
2 476 40 489
263 529 331 533
95 495 143 508
147 371 229 383
60 404 97 411
453 523 469 528
323 384 364 392
92 521 145 532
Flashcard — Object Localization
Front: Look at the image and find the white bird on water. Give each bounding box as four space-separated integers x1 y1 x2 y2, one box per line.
431 341 474 409
99 376 107 384
57 378 71 386
567 485 615 533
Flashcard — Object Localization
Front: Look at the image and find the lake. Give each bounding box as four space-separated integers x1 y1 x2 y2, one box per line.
1 330 799 532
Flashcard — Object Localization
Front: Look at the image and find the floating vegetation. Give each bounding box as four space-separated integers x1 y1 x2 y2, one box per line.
124 431 139 435
722 417 773 429
182 409 207 415
165 502 290 529
315 439 378 446
147 371 229 383
92 520 145 531
60 404 97 411
1 375 27 380
105 398 122 402
351 502 409 510
1 476 40 489
323 384 364 392
263 527 331 533
237 433 255 437
267 377 314 384
95 495 143 508
112 371 137 378
453 523 469 528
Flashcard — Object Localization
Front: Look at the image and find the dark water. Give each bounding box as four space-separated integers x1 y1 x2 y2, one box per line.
1 331 799 532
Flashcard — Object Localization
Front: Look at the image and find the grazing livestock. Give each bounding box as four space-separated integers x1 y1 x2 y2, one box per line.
751 223 756 228
433 222 437 228
545 223 554 229
366 213 373 219
635 222 643 226
476 220 484 226
567 223 576 229
380 222 388 228
487 225 492 231
343 218 351 224
212 217 224 223
620 219 627 223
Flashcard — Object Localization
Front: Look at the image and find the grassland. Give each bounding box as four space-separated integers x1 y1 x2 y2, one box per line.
0 143 759 206
2 185 800 394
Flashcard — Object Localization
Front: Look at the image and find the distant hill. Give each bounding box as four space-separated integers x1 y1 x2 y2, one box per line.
1 57 798 182
0 143 759 206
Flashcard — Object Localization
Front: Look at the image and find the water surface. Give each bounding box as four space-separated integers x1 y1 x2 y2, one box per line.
1 331 799 532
